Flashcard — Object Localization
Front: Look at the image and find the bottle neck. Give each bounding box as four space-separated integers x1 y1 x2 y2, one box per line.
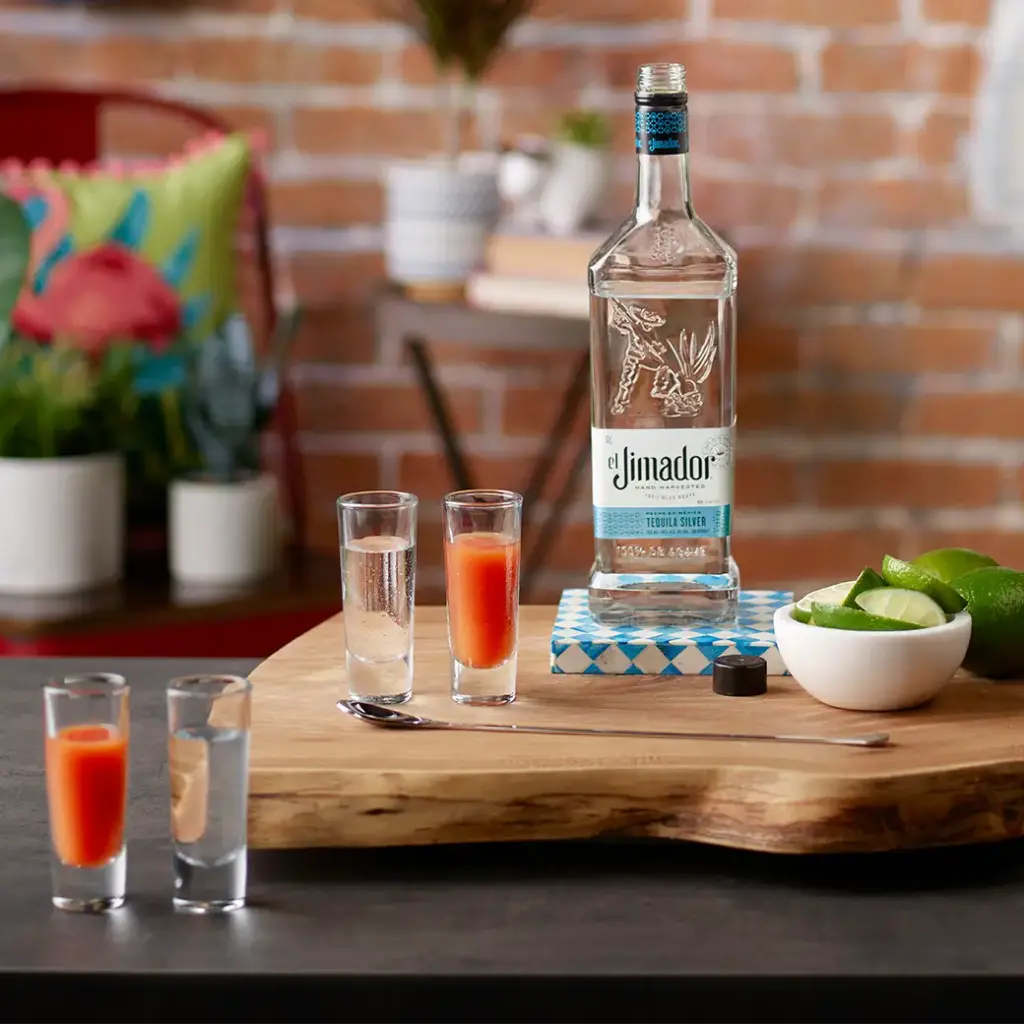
636 151 693 219
634 101 693 219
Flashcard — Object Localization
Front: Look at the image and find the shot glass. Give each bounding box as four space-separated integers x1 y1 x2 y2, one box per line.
44 673 130 913
443 489 523 705
337 490 418 705
167 675 252 914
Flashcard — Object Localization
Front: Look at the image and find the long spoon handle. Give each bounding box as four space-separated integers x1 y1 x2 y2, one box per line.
414 720 891 748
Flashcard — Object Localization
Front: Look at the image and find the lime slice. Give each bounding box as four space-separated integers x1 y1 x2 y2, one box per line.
911 547 998 584
810 603 923 632
792 580 854 623
854 587 946 628
881 554 967 614
841 567 888 608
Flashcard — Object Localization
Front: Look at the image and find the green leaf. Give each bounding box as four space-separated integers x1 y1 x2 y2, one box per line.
0 194 30 326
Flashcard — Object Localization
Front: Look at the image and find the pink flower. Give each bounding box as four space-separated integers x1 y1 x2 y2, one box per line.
13 243 182 354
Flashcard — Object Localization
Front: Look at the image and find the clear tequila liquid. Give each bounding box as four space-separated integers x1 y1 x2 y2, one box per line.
587 63 739 626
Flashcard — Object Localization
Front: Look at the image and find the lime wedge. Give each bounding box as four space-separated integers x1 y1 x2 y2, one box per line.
810 603 923 632
881 554 967 614
855 587 947 628
792 580 854 623
911 547 997 584
841 567 888 608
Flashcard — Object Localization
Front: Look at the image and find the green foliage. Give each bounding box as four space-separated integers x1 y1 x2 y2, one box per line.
378 0 533 80
0 341 138 459
557 110 612 149
0 193 31 343
181 308 299 483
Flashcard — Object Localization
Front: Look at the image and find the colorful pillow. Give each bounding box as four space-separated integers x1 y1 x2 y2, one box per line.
0 131 252 354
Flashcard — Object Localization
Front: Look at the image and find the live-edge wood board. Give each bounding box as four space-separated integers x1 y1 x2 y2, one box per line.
247 606 1024 854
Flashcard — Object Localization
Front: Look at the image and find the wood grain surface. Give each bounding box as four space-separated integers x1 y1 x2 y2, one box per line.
247 606 1024 854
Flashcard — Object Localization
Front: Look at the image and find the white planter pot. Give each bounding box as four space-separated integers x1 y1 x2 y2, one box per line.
384 157 500 290
538 142 610 236
0 453 124 595
169 473 279 587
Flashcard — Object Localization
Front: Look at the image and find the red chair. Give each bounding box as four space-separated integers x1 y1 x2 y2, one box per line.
0 85 306 549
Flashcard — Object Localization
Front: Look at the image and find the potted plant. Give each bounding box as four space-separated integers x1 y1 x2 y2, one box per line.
377 0 533 299
170 311 295 589
0 195 136 595
538 109 612 236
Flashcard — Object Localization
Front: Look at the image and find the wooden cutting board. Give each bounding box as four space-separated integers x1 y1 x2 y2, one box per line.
247 606 1024 854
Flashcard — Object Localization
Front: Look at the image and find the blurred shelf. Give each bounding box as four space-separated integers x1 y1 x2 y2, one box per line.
0 549 341 658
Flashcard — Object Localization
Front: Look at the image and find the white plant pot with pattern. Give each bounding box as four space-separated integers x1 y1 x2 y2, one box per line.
0 453 124 595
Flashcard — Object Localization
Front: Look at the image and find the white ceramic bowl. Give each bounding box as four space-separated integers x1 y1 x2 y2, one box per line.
773 604 972 712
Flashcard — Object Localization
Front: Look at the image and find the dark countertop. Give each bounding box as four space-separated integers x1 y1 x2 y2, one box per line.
5 658 1024 1023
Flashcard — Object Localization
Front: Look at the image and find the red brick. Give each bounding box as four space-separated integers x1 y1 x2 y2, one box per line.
301 452 381 552
816 178 968 228
537 522 595 573
912 254 1024 311
294 46 382 85
534 0 688 18
808 323 995 374
294 381 482 434
736 387 797 430
503 384 589 437
293 0 385 17
398 453 537 503
822 43 980 95
798 390 905 432
740 247 907 306
734 458 802 507
906 392 1022 438
288 253 386 306
697 112 898 168
269 180 382 228
732 530 902 588
293 108 444 156
607 41 799 93
911 112 970 166
3 36 180 82
691 176 802 230
815 461 1002 508
922 0 992 25
736 324 801 375
714 0 900 25
291 306 377 364
424 342 582 374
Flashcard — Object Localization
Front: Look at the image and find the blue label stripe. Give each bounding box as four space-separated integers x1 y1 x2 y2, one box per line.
594 505 731 539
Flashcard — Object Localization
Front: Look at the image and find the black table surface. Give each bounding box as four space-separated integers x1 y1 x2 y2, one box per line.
5 658 1024 1023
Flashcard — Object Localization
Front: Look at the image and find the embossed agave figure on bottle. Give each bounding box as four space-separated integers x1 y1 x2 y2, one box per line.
588 63 739 625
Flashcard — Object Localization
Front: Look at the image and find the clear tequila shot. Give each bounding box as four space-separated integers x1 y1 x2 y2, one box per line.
338 491 418 704
44 673 130 913
443 490 522 705
167 675 251 914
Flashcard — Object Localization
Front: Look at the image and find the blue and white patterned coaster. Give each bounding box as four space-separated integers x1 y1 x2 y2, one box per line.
550 588 792 676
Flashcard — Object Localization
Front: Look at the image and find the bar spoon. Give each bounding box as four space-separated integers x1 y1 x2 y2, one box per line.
337 700 891 748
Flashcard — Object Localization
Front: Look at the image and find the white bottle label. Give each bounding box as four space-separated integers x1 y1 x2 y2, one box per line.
591 426 734 540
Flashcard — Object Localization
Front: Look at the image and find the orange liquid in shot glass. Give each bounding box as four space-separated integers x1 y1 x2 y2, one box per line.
445 531 521 669
45 724 127 869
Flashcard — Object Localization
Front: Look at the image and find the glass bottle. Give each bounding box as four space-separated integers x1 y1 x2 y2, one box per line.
587 62 739 626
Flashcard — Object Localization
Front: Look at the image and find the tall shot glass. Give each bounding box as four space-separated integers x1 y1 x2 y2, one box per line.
337 491 418 705
443 489 523 706
44 673 130 913
167 675 251 913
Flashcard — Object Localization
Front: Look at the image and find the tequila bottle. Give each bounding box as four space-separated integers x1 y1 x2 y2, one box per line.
587 63 739 626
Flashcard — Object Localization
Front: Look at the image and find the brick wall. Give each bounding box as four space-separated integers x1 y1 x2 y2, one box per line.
0 0 1018 602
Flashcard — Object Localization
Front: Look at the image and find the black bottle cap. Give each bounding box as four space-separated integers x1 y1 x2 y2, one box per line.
713 654 768 697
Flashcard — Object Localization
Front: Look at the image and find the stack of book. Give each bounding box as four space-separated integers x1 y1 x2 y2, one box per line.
467 229 603 319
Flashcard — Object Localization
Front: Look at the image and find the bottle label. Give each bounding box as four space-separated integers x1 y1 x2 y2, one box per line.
635 107 688 156
592 426 733 540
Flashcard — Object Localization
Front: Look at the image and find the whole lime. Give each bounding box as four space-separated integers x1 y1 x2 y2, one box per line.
951 567 1024 679
912 547 998 584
